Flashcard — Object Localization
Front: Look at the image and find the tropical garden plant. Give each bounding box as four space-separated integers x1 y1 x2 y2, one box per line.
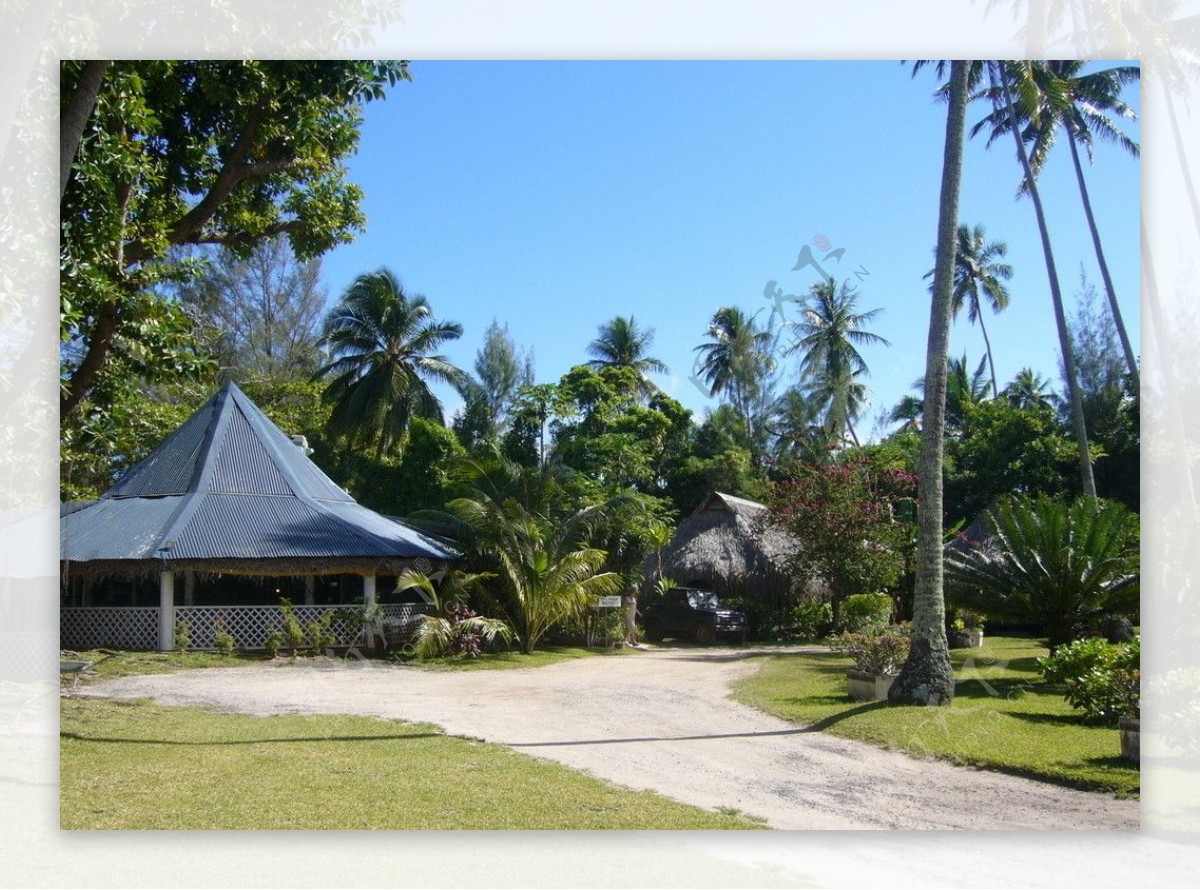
945 493 1140 650
395 569 516 660
1039 635 1140 723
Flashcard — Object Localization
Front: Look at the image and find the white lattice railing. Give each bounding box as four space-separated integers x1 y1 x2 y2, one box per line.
61 607 159 651
60 603 432 652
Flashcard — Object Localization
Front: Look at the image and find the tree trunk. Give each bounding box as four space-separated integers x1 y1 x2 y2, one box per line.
1067 128 1139 392
60 61 111 199
889 60 967 708
976 308 999 399
997 62 1097 500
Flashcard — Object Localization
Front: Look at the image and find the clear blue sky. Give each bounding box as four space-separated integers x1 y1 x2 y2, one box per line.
319 60 1141 439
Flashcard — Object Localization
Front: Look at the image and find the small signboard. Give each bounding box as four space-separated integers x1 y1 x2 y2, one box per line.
596 595 623 609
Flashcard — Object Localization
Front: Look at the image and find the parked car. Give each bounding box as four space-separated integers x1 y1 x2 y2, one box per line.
642 587 748 645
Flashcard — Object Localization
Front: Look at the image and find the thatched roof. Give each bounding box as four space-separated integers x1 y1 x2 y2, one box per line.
641 492 813 604
60 381 458 578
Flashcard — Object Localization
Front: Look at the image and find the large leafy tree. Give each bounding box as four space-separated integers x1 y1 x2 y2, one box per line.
692 306 778 459
316 268 469 459
60 60 409 419
786 279 889 448
890 59 971 707
586 315 668 396
977 60 1140 391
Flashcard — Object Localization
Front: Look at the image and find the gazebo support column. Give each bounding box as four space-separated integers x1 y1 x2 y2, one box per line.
184 571 195 606
363 574 377 651
158 571 176 651
304 576 316 606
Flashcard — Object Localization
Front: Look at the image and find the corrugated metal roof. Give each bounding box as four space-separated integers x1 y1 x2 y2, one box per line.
61 381 459 566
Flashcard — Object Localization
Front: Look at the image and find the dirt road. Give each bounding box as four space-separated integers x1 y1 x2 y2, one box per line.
82 646 1138 830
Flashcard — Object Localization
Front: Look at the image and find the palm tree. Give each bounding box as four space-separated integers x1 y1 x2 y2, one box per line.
925 224 1012 398
983 60 1098 501
1002 367 1054 410
785 279 889 448
316 268 469 459
693 306 777 457
977 61 1140 392
586 315 668 396
889 59 971 708
890 353 990 437
428 454 626 654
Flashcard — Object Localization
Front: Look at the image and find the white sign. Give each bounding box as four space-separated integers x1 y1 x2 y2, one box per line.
596 596 623 609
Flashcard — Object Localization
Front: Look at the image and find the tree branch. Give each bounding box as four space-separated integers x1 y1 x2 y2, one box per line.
60 60 111 200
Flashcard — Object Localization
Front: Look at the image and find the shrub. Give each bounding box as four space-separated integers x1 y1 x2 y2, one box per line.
264 630 285 658
306 610 337 656
840 593 892 634
830 631 910 675
213 631 236 657
173 619 191 653
414 605 515 660
1038 635 1139 723
278 598 307 657
788 601 833 640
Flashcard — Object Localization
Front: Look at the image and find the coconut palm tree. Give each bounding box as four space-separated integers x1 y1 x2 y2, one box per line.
925 224 1013 398
984 60 1098 501
785 279 889 448
693 306 777 457
316 267 469 458
890 353 990 437
889 59 971 707
586 315 668 396
976 61 1140 392
1003 367 1054 410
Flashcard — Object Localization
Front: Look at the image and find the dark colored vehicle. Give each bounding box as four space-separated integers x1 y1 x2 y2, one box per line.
642 587 748 645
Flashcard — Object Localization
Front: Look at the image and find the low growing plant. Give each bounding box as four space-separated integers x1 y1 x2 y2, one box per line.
789 601 834 640
1038 635 1139 723
173 619 191 653
213 631 236 657
839 593 893 634
830 631 910 675
264 629 285 659
306 610 337 656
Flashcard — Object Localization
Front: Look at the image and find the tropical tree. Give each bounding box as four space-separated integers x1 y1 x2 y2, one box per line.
427 455 626 654
316 268 469 459
945 494 1140 651
977 60 1140 391
785 279 889 448
586 315 668 396
890 59 971 707
983 60 1098 501
889 353 990 437
926 224 1012 397
693 306 777 457
1003 367 1054 410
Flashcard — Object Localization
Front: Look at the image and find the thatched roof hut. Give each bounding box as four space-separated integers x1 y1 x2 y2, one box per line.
641 491 814 607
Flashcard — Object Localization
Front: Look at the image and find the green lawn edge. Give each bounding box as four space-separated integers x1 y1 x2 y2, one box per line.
730 635 1139 798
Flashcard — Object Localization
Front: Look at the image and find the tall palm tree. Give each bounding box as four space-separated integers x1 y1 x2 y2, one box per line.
889 59 971 708
785 279 889 448
1002 367 1054 410
977 61 1140 391
316 267 469 459
890 353 990 437
925 224 1012 398
693 306 776 457
586 315 668 396
984 60 1097 501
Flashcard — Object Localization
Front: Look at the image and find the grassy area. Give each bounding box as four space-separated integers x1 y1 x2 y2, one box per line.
64 649 265 681
731 635 1139 797
60 698 761 830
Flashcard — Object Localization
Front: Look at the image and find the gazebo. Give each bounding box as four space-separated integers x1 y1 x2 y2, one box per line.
60 381 457 651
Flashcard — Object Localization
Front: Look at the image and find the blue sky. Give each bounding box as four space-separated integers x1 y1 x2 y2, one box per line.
319 60 1141 439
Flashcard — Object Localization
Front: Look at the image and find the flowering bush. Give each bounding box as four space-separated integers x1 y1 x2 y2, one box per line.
830 631 910 675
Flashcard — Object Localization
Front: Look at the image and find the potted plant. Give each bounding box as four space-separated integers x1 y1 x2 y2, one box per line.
832 631 910 701
947 609 984 648
1115 664 1140 763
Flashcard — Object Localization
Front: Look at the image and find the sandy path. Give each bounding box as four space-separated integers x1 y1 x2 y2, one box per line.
81 646 1138 830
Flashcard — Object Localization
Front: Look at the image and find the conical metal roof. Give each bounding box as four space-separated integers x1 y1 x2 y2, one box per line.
61 381 458 569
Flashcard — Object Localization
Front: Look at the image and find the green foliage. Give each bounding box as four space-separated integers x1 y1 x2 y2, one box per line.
213 631 237 658
413 607 515 660
946 494 1139 650
829 631 910 675
61 60 409 418
789 602 834 640
277 598 307 657
173 619 191 653
264 630 285 659
1039 636 1140 723
306 610 337 656
839 593 893 633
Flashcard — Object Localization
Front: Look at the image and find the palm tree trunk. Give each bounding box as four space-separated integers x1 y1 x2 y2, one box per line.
1161 75 1200 243
996 62 1097 500
889 60 967 707
976 309 999 399
1067 128 1139 392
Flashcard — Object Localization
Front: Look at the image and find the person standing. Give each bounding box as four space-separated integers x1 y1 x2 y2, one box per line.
623 588 639 646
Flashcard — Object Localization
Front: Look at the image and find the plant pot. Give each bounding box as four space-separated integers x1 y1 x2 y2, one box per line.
966 629 983 648
847 669 897 702
1119 716 1140 763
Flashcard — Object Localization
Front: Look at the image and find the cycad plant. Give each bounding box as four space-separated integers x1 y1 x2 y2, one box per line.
945 493 1139 651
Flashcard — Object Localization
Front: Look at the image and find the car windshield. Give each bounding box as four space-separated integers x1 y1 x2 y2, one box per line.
687 591 720 610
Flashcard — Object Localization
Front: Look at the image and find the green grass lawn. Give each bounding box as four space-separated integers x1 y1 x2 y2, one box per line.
60 697 764 830
731 635 1139 797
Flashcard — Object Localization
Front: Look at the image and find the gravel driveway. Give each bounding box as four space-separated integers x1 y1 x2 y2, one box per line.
81 645 1138 830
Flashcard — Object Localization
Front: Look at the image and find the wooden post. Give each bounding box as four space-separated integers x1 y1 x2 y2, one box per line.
304 576 316 606
363 574 377 651
159 571 175 651
184 571 195 606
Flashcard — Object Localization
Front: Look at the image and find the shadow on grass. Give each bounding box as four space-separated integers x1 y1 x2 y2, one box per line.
1008 710 1108 728
60 730 445 746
